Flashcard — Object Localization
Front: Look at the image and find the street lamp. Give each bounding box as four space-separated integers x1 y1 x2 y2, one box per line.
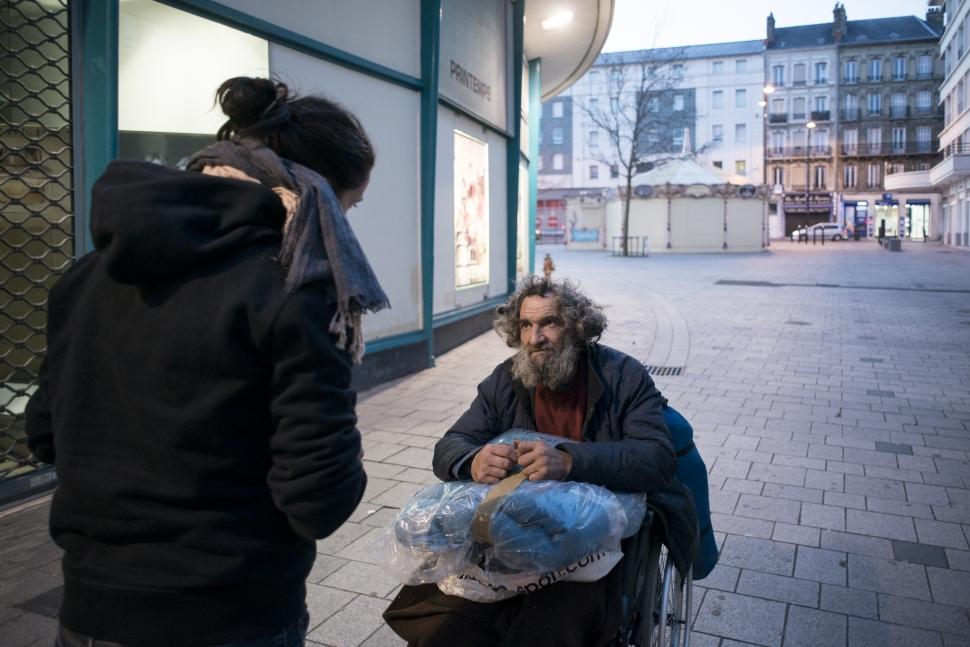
760 84 776 245
805 121 816 241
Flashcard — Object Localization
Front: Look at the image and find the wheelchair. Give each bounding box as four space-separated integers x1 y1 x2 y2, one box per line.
614 510 693 647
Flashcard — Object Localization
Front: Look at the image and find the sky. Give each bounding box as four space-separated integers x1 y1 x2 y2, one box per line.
602 0 935 52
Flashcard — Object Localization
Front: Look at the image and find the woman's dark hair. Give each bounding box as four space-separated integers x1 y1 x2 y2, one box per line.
215 76 375 193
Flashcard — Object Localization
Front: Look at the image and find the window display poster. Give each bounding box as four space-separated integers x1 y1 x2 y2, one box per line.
454 130 490 288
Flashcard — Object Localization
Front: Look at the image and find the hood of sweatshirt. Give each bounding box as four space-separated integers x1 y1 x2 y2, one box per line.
90 160 286 284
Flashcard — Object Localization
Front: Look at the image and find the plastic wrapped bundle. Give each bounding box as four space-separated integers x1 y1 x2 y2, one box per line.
380 429 647 592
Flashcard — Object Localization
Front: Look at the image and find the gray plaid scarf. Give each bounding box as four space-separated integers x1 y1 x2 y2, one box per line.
187 138 389 363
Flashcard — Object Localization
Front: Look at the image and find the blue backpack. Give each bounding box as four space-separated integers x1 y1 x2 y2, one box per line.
663 404 718 580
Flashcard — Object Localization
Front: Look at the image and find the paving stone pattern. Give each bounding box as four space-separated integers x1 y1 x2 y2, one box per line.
1 241 969 646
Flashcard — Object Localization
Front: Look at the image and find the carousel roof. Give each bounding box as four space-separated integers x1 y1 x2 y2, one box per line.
632 156 750 187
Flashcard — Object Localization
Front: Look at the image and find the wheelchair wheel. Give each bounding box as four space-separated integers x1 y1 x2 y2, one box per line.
644 543 692 647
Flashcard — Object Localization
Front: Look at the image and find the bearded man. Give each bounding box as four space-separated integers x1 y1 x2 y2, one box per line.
384 276 676 647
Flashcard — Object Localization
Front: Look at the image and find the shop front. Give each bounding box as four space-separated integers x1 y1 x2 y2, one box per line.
0 0 612 505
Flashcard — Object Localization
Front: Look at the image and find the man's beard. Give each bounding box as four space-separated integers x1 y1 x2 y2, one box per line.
511 338 581 390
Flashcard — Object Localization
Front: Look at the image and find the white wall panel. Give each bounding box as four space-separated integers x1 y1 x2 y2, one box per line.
216 0 420 78
270 45 422 339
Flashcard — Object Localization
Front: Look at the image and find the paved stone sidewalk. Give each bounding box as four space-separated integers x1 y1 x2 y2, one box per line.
2 239 969 646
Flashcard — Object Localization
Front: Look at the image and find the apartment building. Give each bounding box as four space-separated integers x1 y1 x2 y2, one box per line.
764 13 840 235
537 41 765 232
890 0 970 247
765 5 943 238
836 8 943 240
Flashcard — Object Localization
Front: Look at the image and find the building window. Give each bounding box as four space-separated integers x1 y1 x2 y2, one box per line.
670 129 685 152
589 97 599 112
772 65 785 86
771 131 785 152
771 98 785 115
892 126 906 152
735 59 747 73
552 126 564 144
867 163 880 187
589 130 599 148
552 101 564 118
712 61 723 74
844 164 857 188
552 153 564 170
892 56 906 80
673 94 685 111
814 165 826 189
891 92 907 118
793 63 807 85
589 164 599 179
916 126 932 152
610 68 622 84
844 60 858 82
735 89 746 108
844 128 858 153
712 161 722 168
735 160 747 175
712 124 723 144
867 127 882 153
712 90 724 108
917 54 932 78
867 93 882 115
647 96 659 112
814 62 827 84
916 90 932 113
772 166 783 185
793 97 806 119
610 164 619 178
814 95 828 112
735 123 746 142
868 58 882 81
588 70 601 84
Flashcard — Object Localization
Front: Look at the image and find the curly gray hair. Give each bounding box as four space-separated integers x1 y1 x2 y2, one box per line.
494 275 607 348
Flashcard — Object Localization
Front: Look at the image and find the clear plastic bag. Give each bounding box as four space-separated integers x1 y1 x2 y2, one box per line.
380 429 648 593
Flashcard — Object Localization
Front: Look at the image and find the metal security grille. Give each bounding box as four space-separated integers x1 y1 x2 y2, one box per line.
0 0 73 488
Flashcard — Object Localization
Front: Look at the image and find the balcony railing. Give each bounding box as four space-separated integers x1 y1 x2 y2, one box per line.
916 71 934 80
942 142 970 158
891 73 907 81
867 76 883 83
866 108 883 117
810 110 830 122
765 145 832 158
768 113 788 123
914 105 935 116
814 77 828 85
844 76 860 84
792 112 806 120
842 142 940 156
792 79 807 86
890 106 910 119
842 108 862 121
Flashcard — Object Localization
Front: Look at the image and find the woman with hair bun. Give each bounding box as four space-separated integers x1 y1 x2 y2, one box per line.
26 77 387 647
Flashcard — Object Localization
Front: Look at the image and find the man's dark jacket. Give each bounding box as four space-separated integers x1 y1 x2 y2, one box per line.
24 161 366 646
433 343 698 573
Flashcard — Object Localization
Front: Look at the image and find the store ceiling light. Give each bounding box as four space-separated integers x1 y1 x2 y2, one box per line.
542 10 574 31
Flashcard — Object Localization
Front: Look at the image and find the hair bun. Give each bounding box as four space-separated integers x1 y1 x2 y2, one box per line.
216 77 288 131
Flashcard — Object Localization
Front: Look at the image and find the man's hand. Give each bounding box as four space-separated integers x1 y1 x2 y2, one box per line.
471 444 518 484
515 440 572 481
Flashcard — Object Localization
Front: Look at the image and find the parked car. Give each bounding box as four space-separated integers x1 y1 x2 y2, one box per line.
790 223 846 241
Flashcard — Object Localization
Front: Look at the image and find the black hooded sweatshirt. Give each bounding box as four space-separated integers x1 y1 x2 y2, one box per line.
24 160 367 646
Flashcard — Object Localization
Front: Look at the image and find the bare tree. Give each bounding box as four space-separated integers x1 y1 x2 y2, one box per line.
579 48 694 256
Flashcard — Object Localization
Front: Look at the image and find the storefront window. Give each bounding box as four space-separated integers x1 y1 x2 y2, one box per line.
119 0 269 167
906 202 930 240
